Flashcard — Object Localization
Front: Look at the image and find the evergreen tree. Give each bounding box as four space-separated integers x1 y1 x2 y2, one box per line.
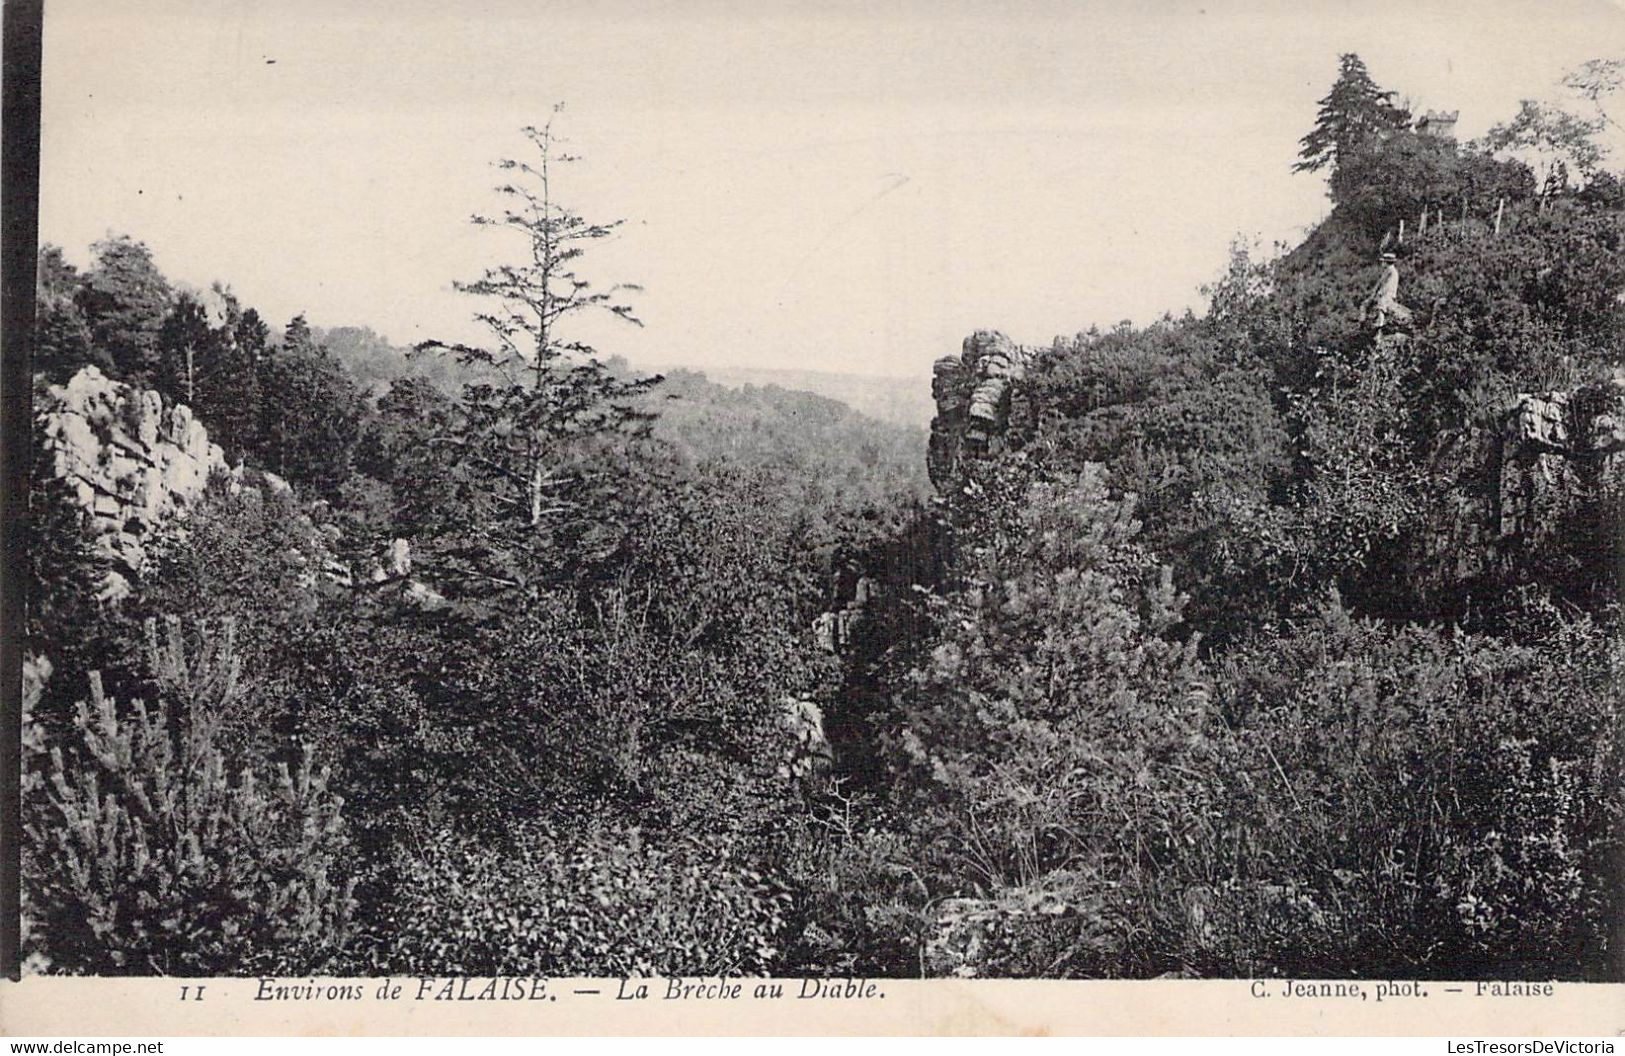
75 235 174 386
893 462 1205 919
33 245 101 381
1295 53 1412 175
22 618 355 975
356 375 462 538
234 305 270 360
193 287 265 463
254 315 370 493
155 292 219 407
414 107 662 603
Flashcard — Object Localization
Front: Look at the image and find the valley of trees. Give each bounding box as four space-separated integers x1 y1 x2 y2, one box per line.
21 61 1625 980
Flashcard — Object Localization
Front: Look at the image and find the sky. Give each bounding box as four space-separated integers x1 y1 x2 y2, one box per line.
36 0 1625 380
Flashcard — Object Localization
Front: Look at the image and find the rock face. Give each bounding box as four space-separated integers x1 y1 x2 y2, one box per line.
36 368 450 614
927 330 1032 490
36 367 230 601
814 330 1014 664
1498 374 1625 541
813 572 877 655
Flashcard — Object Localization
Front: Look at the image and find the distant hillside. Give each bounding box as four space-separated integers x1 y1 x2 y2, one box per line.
656 365 935 428
310 325 930 501
312 325 472 395
312 326 935 429
646 368 929 513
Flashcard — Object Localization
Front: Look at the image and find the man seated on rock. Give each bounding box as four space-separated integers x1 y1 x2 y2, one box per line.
1364 250 1414 333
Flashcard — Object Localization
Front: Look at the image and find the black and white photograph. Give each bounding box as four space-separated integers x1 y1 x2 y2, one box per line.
6 0 1625 1036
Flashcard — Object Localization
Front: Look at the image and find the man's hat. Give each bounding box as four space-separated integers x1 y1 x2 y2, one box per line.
1380 251 1397 262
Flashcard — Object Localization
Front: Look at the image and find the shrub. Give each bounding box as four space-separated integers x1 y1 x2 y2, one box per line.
1179 602 1624 979
361 821 792 976
1029 323 1297 642
22 618 356 975
1285 339 1428 598
890 461 1214 975
781 796 931 977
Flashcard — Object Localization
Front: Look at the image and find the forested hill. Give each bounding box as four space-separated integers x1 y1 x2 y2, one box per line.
312 325 931 495
312 325 470 395
313 323 935 430
310 326 930 512
648 368 927 506
835 56 1624 979
659 365 935 428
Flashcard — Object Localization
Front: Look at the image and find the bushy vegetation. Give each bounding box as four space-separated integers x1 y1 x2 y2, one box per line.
22 620 354 975
364 821 791 977
23 63 1625 980
799 54 1625 980
1192 604 1623 978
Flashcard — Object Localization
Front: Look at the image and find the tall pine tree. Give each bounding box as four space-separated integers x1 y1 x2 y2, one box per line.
33 245 101 381
1295 53 1412 175
197 288 266 463
255 315 369 494
413 107 662 604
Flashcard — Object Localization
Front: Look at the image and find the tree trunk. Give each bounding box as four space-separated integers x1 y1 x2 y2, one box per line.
529 458 544 527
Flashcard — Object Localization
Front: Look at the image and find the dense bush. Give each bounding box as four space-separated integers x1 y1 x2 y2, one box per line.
362 822 791 976
22 619 355 975
895 462 1205 890
1029 319 1296 642
871 461 1219 975
783 808 929 976
1181 603 1624 979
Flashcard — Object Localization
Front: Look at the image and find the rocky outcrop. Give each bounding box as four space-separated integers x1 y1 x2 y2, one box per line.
777 697 833 781
923 881 1113 977
811 330 1012 663
1498 374 1625 541
37 367 454 612
37 367 231 602
927 330 1032 490
813 572 877 654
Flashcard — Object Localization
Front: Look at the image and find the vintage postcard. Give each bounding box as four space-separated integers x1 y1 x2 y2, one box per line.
4 0 1624 1038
